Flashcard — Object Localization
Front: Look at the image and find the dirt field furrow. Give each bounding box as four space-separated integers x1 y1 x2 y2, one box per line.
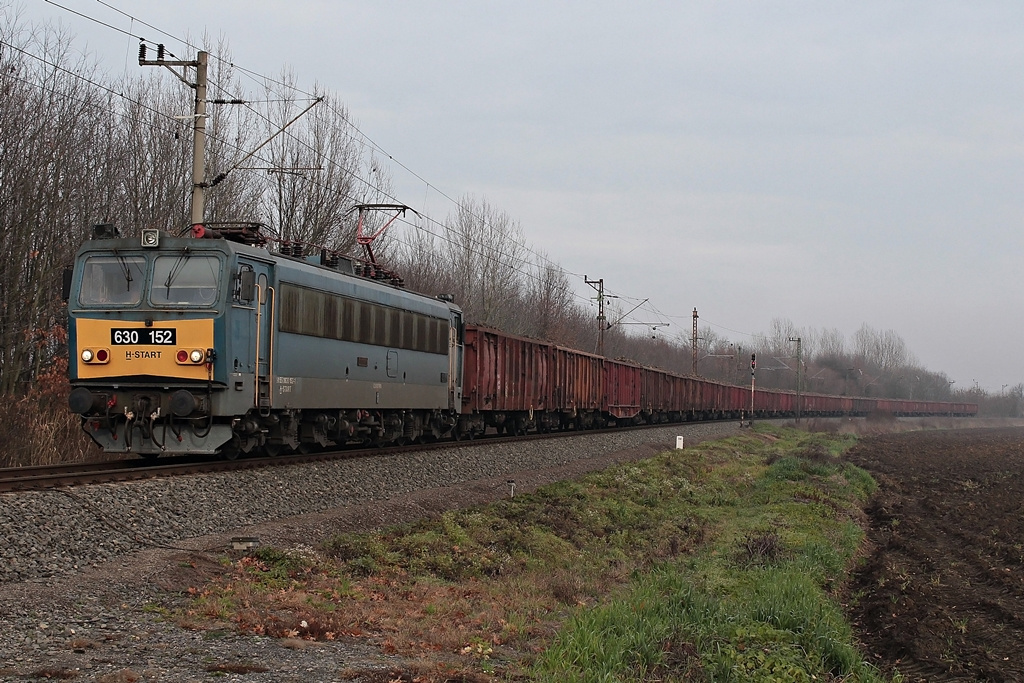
846 427 1024 682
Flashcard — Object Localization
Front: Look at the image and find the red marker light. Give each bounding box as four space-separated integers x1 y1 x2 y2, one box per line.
96 349 108 362
176 349 189 363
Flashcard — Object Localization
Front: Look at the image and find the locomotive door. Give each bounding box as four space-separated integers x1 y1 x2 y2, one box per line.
236 258 274 411
254 268 275 410
448 309 464 410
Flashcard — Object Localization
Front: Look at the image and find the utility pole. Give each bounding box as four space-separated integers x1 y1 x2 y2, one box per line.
190 51 208 228
691 308 698 375
789 336 802 422
139 45 208 228
585 277 606 357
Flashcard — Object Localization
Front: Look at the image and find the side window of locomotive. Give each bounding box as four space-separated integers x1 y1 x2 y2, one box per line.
234 267 256 303
151 255 221 307
78 255 147 306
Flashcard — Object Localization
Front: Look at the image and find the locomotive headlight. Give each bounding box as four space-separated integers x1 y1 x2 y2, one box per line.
81 349 93 362
141 228 160 248
189 349 204 363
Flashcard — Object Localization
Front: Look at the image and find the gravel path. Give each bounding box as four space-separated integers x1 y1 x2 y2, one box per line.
0 422 738 682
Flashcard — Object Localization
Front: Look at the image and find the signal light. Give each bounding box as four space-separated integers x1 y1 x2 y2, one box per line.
751 353 756 370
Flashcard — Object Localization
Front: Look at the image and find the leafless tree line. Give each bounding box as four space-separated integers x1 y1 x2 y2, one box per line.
689 317 1019 414
395 196 592 347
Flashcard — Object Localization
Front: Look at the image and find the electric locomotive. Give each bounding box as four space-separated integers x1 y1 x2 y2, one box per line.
66 223 465 458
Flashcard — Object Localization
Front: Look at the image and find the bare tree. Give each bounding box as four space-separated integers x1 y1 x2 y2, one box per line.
0 15 112 393
432 196 528 330
259 72 380 250
522 257 586 346
201 41 264 226
116 72 193 233
817 327 846 361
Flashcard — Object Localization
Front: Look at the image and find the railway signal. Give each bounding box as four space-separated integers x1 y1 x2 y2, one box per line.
750 353 756 418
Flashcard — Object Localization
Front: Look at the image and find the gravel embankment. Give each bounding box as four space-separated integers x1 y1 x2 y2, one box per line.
0 422 737 681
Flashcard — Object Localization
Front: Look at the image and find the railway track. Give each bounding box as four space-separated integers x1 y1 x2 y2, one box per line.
0 455 231 492
0 447 388 492
0 421 703 492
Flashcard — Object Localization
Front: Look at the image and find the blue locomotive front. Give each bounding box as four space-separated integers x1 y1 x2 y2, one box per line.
67 225 464 458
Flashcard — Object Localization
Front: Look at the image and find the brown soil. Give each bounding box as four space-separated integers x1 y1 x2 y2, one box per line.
844 427 1024 682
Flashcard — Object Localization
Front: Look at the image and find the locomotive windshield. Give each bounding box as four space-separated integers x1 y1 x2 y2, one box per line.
77 252 222 308
78 254 146 306
151 255 220 306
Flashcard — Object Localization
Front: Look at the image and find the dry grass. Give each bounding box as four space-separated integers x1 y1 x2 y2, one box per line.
186 562 564 668
95 670 141 683
178 488 679 680
0 353 96 467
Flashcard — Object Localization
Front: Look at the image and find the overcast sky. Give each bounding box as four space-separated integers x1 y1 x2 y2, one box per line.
16 1 1024 392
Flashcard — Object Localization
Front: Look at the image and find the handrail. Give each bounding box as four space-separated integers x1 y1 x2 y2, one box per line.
266 285 275 405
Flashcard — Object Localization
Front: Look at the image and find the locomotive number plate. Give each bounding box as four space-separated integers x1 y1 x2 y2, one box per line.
110 328 177 345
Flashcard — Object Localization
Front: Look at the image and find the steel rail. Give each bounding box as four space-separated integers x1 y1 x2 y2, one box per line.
0 419 745 493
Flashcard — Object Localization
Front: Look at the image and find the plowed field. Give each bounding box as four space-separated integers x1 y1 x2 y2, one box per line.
845 427 1024 682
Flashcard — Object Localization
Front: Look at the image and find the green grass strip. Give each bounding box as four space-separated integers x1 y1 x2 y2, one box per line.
532 425 890 682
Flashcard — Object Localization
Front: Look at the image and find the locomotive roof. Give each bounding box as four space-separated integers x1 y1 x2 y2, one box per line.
76 230 462 317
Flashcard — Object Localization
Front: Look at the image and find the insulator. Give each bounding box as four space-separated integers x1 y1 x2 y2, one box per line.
138 44 146 61
157 44 165 60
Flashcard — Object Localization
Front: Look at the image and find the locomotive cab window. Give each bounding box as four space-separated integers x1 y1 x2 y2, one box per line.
151 254 221 307
78 254 146 306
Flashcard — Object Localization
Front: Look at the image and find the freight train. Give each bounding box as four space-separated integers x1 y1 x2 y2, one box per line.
64 224 978 459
